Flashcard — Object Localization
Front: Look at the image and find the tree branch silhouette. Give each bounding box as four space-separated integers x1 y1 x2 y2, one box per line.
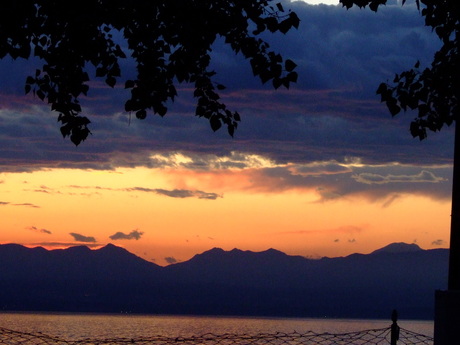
340 0 458 140
2 0 299 145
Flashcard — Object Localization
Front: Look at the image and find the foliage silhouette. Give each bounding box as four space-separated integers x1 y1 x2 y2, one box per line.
340 0 459 140
3 0 299 145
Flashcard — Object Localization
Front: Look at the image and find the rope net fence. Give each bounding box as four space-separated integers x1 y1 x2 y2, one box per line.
0 326 434 345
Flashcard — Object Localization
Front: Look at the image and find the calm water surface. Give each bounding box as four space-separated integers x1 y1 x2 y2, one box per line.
0 313 434 340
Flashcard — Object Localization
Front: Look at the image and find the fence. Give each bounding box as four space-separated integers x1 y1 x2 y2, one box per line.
0 312 434 345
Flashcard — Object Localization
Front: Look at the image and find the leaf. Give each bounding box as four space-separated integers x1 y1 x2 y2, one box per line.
81 84 89 96
369 2 380 12
210 116 222 132
216 84 226 90
96 67 107 77
272 77 282 89
387 102 401 116
106 76 116 88
125 99 135 112
340 0 353 9
36 90 45 101
228 124 235 137
376 83 387 95
70 129 89 146
279 19 292 35
287 71 298 83
136 110 147 119
285 59 297 72
265 17 278 33
60 124 71 138
157 105 167 117
289 12 300 29
125 80 135 89
276 3 284 12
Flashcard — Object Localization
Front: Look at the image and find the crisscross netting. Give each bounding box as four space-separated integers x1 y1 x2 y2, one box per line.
0 326 433 345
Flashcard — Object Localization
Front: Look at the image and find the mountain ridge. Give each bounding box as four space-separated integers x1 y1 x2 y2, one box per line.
0 242 448 319
370 242 423 255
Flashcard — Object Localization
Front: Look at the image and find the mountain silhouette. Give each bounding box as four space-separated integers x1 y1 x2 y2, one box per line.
371 242 423 254
0 243 448 319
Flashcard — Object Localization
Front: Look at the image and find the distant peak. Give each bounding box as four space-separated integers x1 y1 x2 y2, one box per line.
66 245 91 252
199 247 226 256
371 242 422 255
208 247 226 254
101 243 118 249
97 243 128 253
263 248 285 255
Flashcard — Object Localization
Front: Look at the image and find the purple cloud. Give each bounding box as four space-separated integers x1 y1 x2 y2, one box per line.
26 226 52 235
164 257 178 264
109 230 144 241
69 233 96 243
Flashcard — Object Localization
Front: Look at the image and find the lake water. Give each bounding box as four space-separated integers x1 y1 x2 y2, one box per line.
0 313 434 340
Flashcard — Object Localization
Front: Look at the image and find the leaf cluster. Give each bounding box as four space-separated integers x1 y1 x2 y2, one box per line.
340 0 459 140
1 0 299 145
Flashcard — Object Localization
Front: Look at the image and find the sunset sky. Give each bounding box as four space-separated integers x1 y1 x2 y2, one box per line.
0 0 454 266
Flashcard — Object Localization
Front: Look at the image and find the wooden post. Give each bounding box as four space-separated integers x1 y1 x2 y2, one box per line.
390 309 400 345
434 119 460 345
449 120 460 290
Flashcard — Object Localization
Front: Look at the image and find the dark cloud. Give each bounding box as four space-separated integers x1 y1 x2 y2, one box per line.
164 256 178 264
381 194 402 208
245 160 452 202
109 230 144 241
69 233 96 243
10 152 452 203
31 185 56 194
0 2 451 174
65 184 221 199
26 226 52 235
16 203 39 208
432 239 446 246
125 187 222 200
352 170 445 185
0 201 40 208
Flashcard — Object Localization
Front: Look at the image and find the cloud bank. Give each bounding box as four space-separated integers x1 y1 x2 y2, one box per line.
26 226 52 235
0 1 449 174
109 230 144 241
69 233 97 243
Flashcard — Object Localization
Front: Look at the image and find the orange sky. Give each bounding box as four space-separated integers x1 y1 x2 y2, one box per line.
0 152 451 266
0 0 453 266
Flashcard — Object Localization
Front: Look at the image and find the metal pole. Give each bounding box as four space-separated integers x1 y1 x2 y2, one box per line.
391 310 400 345
448 120 460 290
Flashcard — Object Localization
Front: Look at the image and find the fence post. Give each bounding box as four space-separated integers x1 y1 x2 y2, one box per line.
391 310 400 345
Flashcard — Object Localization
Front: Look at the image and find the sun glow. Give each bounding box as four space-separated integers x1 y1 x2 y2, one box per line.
0 150 451 266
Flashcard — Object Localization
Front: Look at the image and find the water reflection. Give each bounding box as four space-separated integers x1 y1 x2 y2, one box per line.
0 313 434 340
